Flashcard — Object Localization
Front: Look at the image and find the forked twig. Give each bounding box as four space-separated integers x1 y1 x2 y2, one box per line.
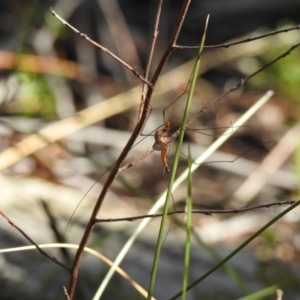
50 7 152 87
64 1 192 298
95 200 295 222
0 209 70 271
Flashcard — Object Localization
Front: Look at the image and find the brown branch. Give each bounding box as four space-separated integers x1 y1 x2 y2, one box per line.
50 7 152 87
95 200 295 222
65 1 192 298
0 209 70 271
174 24 300 49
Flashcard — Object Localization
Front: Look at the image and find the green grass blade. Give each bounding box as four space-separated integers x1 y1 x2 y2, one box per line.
295 141 300 197
182 143 193 300
147 15 210 300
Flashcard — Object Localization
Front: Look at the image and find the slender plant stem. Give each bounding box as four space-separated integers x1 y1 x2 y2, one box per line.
182 144 193 300
147 14 209 300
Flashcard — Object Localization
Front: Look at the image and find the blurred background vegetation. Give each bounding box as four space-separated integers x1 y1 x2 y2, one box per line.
0 0 300 299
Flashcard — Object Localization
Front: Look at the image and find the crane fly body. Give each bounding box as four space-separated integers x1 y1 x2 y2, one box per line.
152 122 180 174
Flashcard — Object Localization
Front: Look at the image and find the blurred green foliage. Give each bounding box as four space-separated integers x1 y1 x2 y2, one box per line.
14 73 57 119
261 48 300 107
248 22 300 110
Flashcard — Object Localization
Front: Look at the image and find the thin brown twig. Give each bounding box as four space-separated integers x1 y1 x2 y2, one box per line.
174 24 300 49
0 209 70 271
50 7 152 87
95 201 295 222
65 1 192 298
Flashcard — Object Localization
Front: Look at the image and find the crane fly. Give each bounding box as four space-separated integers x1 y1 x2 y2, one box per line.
118 121 179 174
118 63 257 174
118 101 216 174
118 101 254 175
153 121 180 174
